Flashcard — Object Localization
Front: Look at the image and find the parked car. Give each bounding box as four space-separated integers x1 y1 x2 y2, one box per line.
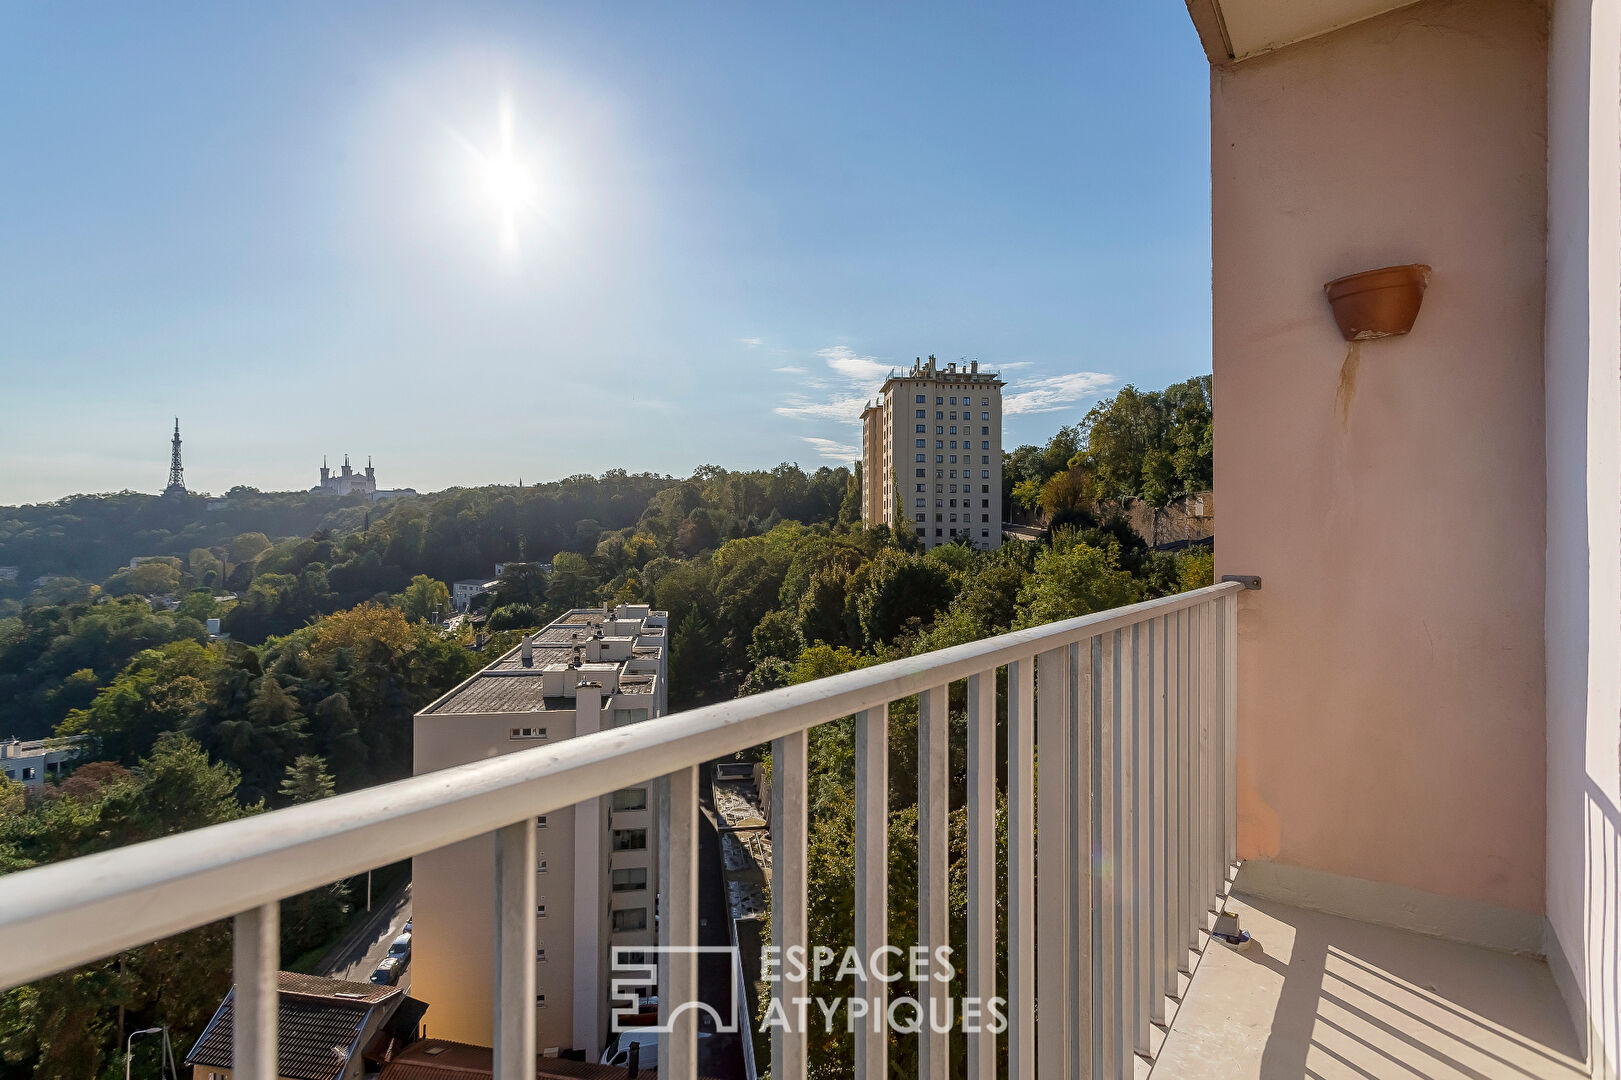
387 933 411 960
601 1032 661 1069
600 1031 713 1069
370 955 406 986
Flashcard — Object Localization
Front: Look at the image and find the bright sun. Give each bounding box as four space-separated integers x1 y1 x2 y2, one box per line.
475 99 535 251
484 152 531 215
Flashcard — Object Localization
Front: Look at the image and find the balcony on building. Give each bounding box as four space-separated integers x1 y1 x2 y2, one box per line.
1 1 1619 1079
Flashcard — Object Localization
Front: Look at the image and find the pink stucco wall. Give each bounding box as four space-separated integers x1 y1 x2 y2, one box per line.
1544 0 1621 1064
1213 0 1549 914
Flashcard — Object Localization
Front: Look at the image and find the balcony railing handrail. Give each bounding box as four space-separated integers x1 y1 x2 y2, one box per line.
0 580 1239 995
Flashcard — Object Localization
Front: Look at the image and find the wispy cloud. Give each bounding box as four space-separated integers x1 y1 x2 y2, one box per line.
772 344 892 424
775 394 874 422
738 337 764 348
1003 371 1117 416
801 436 861 462
815 345 893 384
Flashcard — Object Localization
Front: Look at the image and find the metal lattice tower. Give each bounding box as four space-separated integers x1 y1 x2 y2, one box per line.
164 418 187 495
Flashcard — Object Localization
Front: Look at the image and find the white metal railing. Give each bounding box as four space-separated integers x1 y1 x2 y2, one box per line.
0 581 1241 1080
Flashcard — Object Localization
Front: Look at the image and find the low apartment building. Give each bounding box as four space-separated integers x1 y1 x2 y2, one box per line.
412 604 669 1059
0 736 86 789
451 578 501 613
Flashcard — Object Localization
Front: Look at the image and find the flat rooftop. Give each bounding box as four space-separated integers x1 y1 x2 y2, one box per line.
421 608 665 717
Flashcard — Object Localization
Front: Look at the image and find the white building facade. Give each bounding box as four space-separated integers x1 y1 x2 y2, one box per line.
0 737 86 789
411 604 669 1059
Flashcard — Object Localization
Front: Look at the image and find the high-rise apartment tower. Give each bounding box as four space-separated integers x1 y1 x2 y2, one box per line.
860 355 1004 550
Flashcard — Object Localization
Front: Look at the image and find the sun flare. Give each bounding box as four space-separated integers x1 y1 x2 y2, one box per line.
483 151 531 215
474 97 536 252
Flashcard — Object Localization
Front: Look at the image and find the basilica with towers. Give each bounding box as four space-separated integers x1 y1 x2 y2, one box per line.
314 455 376 497
311 456 415 501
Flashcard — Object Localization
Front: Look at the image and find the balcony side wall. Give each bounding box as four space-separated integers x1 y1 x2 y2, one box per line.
1544 0 1621 1071
1212 0 1549 923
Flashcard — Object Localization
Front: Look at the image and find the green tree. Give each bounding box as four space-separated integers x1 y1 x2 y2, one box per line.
279 754 336 803
103 560 183 597
199 674 307 801
668 609 721 707
548 551 599 610
747 609 801 666
853 549 957 648
1074 376 1212 507
228 532 273 563
0 735 252 1080
1014 530 1142 627
400 574 452 622
57 640 217 763
176 589 218 622
487 603 540 632
490 562 548 609
836 463 862 527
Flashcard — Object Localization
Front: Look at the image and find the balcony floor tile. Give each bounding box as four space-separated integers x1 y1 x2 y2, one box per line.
1151 891 1586 1080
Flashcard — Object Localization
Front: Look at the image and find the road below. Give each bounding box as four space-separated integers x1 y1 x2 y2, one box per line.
697 764 747 1080
322 880 413 993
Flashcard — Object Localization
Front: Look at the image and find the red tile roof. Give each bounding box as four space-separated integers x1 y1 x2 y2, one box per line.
186 972 403 1080
379 1039 660 1080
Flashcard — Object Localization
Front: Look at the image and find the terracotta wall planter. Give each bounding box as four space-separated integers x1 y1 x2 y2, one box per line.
1323 264 1432 340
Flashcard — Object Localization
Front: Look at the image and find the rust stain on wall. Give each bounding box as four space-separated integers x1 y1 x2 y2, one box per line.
1335 340 1361 426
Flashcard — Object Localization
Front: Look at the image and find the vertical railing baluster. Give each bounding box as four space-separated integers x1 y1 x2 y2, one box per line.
1133 620 1152 1057
1165 611 1185 992
1008 657 1037 1080
1190 602 1205 927
772 730 809 1080
1204 601 1220 910
1035 648 1069 1080
967 672 997 1080
494 821 537 1079
855 705 889 1080
233 903 278 1080
1116 627 1137 1078
1182 605 1199 954
1224 592 1239 870
659 767 699 1080
919 684 951 1080
1149 616 1168 1028
1097 631 1119 1078
1068 639 1094 1076
1215 600 1228 898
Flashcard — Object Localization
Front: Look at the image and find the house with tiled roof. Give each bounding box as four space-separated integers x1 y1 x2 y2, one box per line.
185 972 409 1080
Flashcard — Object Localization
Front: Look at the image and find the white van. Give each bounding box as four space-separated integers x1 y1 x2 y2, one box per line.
600 1031 714 1069
600 1031 661 1069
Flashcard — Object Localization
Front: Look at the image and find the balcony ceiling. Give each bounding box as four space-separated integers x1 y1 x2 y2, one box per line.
1185 0 1422 62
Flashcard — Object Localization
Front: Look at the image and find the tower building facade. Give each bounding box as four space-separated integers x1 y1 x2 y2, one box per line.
860 355 1004 549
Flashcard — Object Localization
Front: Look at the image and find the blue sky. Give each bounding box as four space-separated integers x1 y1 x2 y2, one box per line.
0 3 1211 505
